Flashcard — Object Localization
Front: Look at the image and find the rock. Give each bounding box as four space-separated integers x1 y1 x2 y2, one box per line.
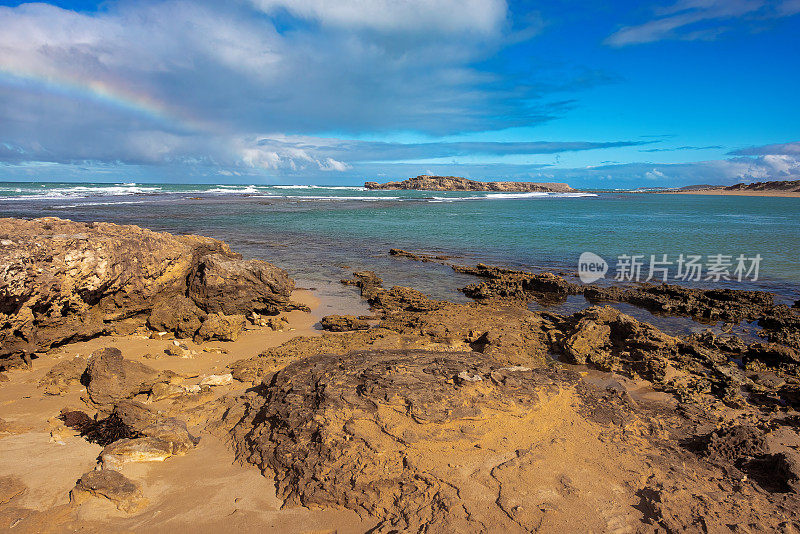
200 373 233 387
187 253 293 315
196 312 246 342
164 343 191 357
745 342 800 366
147 296 206 338
0 476 26 506
456 264 581 303
38 357 87 395
365 175 573 192
319 315 370 332
340 271 383 299
84 347 161 408
110 400 162 433
150 382 191 400
137 418 196 454
100 424 194 470
229 349 630 532
0 217 297 363
70 469 147 513
555 306 679 374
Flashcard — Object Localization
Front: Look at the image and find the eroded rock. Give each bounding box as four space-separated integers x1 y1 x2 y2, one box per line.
228 349 611 532
319 315 370 332
0 217 297 364
84 347 162 408
71 470 147 513
38 357 87 395
196 312 246 342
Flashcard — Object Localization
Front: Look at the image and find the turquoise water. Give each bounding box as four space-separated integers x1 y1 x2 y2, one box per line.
1 181 798 302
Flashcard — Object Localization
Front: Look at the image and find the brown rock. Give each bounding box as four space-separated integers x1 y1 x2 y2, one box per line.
100 437 176 470
84 347 161 408
71 469 147 513
0 217 296 363
340 271 383 299
147 296 206 338
187 253 293 315
196 312 246 341
556 306 679 374
38 357 87 395
319 315 370 332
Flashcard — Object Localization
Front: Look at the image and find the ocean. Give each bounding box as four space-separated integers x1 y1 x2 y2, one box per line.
1 181 799 309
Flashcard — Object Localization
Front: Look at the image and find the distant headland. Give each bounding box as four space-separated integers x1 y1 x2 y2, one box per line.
364 175 574 192
672 180 800 197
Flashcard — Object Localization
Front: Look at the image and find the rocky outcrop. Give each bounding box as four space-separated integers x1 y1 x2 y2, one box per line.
186 253 294 316
364 175 573 192
340 270 383 299
0 217 297 366
319 315 370 332
228 349 605 532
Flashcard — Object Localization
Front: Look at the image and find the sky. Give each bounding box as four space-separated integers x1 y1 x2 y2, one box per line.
0 0 799 187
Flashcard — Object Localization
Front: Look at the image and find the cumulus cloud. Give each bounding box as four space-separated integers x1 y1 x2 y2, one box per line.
251 0 508 34
605 0 800 46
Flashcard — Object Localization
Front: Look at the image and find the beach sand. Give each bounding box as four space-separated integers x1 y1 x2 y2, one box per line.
0 289 375 533
669 189 800 197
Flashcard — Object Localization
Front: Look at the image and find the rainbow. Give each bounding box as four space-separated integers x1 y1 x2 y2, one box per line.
0 64 206 132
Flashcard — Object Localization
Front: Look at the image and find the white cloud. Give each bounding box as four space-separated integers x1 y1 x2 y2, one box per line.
251 0 508 34
605 0 799 46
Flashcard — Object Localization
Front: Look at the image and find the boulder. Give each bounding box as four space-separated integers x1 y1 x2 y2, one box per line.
84 347 161 408
187 253 293 315
100 435 186 470
71 469 147 513
196 312 246 342
147 296 206 338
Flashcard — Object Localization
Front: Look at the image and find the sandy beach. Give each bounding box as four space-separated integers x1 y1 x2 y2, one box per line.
0 289 375 532
670 189 800 197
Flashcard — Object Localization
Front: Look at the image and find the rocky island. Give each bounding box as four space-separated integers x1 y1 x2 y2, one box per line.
1 218 799 532
364 174 574 192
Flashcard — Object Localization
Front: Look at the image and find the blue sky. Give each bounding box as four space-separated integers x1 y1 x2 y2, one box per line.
0 0 798 187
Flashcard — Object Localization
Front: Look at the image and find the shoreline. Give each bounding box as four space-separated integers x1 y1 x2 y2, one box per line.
666 189 800 197
1 217 800 531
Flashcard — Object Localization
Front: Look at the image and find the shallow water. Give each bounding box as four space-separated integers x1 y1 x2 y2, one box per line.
2 182 798 307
